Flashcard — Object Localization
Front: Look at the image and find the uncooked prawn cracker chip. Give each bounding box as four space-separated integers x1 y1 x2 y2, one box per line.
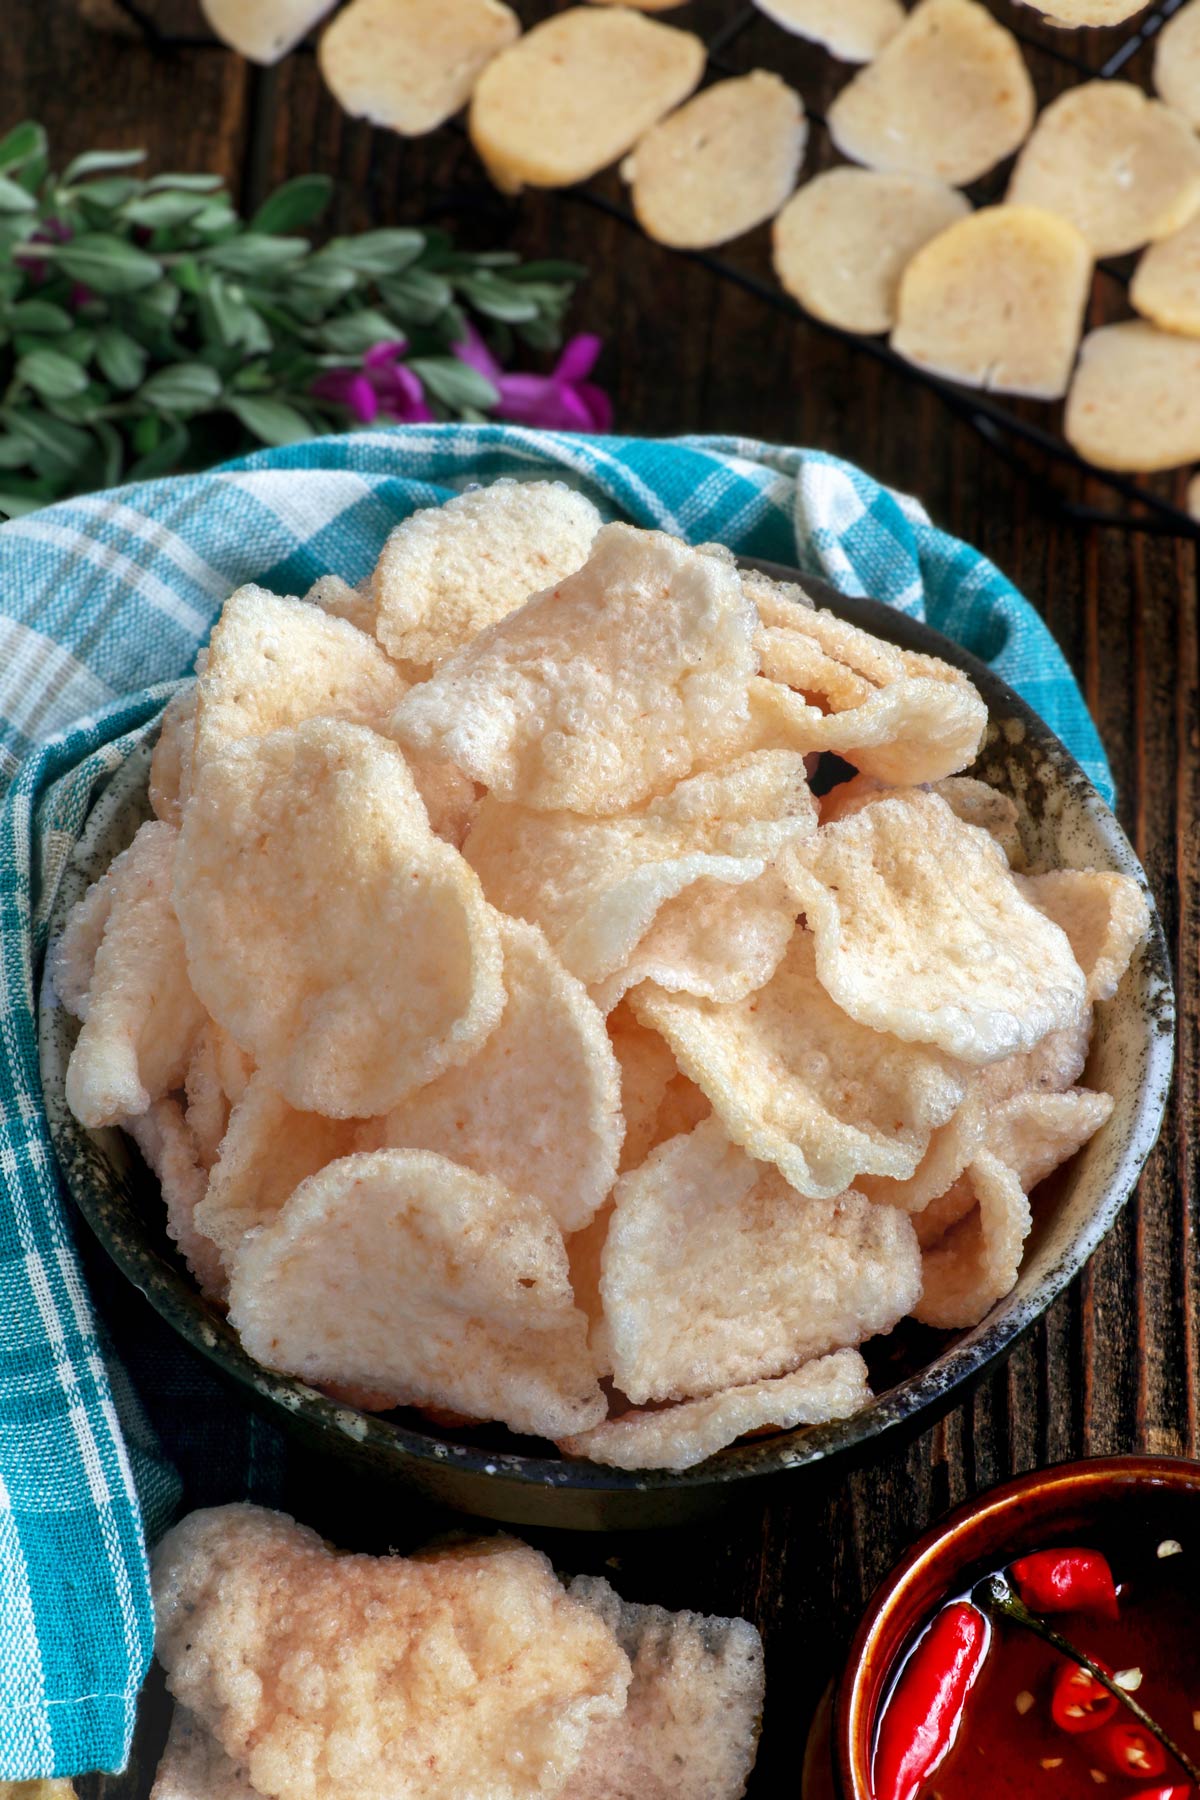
192 583 408 778
632 930 966 1199
153 1506 630 1800
914 1152 1031 1330
1019 869 1149 1004
175 719 504 1118
560 1350 872 1471
1065 320 1200 473
463 750 815 984
200 0 335 63
1155 0 1200 131
1131 214 1200 339
750 0 904 61
228 1149 605 1438
379 913 622 1233
469 8 705 192
372 479 602 669
601 1117 922 1403
827 0 1035 186
563 1576 765 1800
391 523 759 813
59 821 206 1129
784 791 1088 1064
319 0 519 138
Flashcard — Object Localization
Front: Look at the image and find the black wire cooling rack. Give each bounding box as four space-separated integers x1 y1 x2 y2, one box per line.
119 0 1200 540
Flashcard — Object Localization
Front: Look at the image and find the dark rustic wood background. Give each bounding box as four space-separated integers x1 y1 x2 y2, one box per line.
5 4 1198 1794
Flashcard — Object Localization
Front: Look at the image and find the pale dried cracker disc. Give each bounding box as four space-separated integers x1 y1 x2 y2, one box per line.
1065 320 1200 472
632 930 966 1199
1016 0 1149 21
463 750 815 983
892 205 1092 401
784 790 1088 1063
914 1152 1031 1329
195 1071 361 1282
560 1350 872 1471
1132 214 1200 338
303 571 377 636
192 584 408 779
469 8 705 192
152 1710 255 1800
124 1099 225 1300
773 169 970 337
149 684 197 827
174 720 504 1118
319 0 519 136
1008 82 1200 258
153 1506 630 1800
827 0 1035 186
601 1116 922 1403
393 523 759 813
200 0 335 62
228 1149 605 1438
61 821 206 1129
1019 869 1149 1004
379 914 621 1233
1155 0 1200 129
372 479 601 669
750 0 904 61
591 871 799 1014
563 1576 765 1800
622 72 807 251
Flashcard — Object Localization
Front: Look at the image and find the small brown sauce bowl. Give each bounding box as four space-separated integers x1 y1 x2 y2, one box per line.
835 1455 1200 1799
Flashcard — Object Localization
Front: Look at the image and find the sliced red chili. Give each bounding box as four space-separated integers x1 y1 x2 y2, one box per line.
1125 1787 1193 1800
1100 1721 1169 1780
1050 1660 1119 1734
872 1601 989 1800
1010 1547 1119 1619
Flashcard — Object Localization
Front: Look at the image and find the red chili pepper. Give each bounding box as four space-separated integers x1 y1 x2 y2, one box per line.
1126 1787 1193 1800
1050 1659 1119 1733
872 1601 989 1800
1010 1547 1119 1619
1100 1721 1169 1780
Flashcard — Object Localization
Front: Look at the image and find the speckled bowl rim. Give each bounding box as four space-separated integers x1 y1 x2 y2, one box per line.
38 568 1176 1515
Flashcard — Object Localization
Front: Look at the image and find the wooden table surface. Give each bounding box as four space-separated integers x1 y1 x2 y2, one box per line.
6 5 1199 1794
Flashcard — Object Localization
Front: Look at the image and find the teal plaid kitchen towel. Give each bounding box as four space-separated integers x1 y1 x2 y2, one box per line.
0 424 1113 1780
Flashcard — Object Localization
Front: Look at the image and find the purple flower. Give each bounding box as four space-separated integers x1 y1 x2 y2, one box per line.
455 326 612 433
310 338 433 426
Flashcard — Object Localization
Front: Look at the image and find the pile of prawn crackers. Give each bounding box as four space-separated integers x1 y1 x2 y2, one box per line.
148 1502 766 1799
53 478 1149 1474
204 0 1200 476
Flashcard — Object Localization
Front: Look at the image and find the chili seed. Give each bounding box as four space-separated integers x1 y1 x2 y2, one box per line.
1015 1690 1035 1715
1041 1759 1064 1770
1114 1667 1143 1691
1157 1539 1183 1558
1089 1771 1108 1784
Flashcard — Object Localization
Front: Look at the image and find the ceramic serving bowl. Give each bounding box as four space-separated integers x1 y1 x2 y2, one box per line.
38 566 1175 1532
835 1455 1200 1799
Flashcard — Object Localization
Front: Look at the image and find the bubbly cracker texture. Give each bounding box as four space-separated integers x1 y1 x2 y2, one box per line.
303 570 376 635
151 1709 255 1800
1132 213 1200 339
153 1506 630 1800
827 0 1035 186
318 0 519 136
228 1150 605 1437
372 479 601 668
61 821 206 1129
623 73 807 251
633 931 966 1199
174 719 504 1117
149 683 197 826
892 205 1092 401
785 791 1087 1063
379 914 622 1233
200 0 334 61
125 1099 224 1300
469 9 704 191
750 0 904 60
1008 82 1200 259
602 1117 921 1402
561 1351 871 1471
1065 320 1200 473
773 169 969 336
563 1577 765 1800
1156 0 1200 129
463 750 815 984
191 584 408 778
393 524 759 812
1019 869 1149 1004
914 1152 1031 1329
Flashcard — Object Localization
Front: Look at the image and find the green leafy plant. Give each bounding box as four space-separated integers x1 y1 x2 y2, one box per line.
0 121 597 517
